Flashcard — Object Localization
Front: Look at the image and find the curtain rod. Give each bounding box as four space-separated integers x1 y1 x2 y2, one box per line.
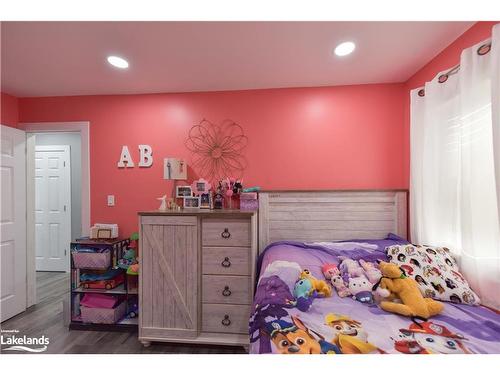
417 42 492 97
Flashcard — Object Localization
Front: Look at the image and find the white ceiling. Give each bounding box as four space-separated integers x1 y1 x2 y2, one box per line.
1 21 474 97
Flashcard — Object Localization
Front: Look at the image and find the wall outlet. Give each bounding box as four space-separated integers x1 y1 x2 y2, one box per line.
107 195 115 206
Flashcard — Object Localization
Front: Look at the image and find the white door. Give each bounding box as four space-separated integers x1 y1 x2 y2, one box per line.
35 145 71 272
0 125 26 322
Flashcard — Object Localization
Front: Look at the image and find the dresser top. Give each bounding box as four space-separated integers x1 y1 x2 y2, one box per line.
138 209 257 216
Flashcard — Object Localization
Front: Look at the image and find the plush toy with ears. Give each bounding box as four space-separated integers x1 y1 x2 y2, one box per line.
373 261 443 319
300 269 332 298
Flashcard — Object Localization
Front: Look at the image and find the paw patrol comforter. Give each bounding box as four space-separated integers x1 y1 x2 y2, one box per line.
249 237 500 354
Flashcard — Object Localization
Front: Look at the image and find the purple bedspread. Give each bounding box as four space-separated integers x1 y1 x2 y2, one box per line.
249 237 500 354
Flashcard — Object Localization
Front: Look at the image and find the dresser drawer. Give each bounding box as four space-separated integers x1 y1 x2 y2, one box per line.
202 246 251 275
202 275 251 304
202 218 251 247
202 304 250 334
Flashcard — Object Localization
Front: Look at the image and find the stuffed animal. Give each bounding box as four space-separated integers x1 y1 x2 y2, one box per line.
374 261 443 319
331 273 351 298
348 275 374 304
321 263 338 280
293 278 314 299
300 269 332 297
359 259 382 284
339 258 365 279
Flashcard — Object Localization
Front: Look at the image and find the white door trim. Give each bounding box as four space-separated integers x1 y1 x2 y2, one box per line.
26 133 36 306
0 125 27 321
35 145 72 272
22 121 90 307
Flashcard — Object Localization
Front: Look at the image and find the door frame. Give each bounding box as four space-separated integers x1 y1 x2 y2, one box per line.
0 125 27 321
34 144 72 272
23 121 90 307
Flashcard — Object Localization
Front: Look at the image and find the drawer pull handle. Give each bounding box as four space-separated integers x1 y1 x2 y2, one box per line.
221 228 231 239
222 286 232 297
221 257 231 268
221 315 231 326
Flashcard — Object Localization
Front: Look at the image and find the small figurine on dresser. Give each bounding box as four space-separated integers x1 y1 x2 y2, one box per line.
223 178 234 208
220 177 243 209
214 181 225 209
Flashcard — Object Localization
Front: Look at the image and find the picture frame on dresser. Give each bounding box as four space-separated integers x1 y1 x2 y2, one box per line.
176 185 193 198
184 196 201 208
199 193 211 209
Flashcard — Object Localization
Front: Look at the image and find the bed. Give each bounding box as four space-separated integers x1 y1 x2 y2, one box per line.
249 191 500 354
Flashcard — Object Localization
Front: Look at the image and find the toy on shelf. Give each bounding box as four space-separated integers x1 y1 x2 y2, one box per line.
129 232 139 250
373 261 443 319
126 298 139 319
157 195 167 211
127 263 139 276
223 178 234 208
80 268 122 282
233 180 243 194
219 177 244 209
118 232 139 272
81 272 125 290
118 248 136 269
213 181 225 209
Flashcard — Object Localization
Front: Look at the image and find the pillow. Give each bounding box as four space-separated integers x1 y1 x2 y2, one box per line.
385 244 480 305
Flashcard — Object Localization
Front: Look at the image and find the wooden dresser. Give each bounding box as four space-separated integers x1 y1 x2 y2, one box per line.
138 209 257 349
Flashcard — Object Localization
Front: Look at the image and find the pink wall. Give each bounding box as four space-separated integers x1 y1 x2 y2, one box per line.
1 92 19 128
402 21 499 185
15 21 499 236
19 84 407 235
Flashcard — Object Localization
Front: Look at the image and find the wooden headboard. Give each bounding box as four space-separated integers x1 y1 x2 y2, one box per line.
258 190 407 252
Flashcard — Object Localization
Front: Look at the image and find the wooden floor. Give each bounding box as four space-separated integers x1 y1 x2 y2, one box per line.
1 272 246 354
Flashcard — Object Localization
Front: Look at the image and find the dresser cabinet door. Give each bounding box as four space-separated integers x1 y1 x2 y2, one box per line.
140 216 198 338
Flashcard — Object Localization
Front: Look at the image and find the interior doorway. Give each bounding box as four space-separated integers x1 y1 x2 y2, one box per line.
24 121 90 309
30 134 80 291
34 144 72 272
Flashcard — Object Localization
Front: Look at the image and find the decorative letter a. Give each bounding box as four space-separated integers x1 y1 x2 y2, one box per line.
117 146 135 168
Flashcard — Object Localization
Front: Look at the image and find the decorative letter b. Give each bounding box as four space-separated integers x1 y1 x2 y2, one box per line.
138 144 153 167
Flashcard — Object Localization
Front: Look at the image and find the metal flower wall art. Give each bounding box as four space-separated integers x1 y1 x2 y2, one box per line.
185 118 248 182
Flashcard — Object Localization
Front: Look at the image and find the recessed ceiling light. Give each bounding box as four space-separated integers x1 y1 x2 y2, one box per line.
334 41 356 57
107 55 129 69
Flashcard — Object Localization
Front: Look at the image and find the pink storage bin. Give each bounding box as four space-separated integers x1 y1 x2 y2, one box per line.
72 250 111 270
80 300 126 324
80 293 117 309
240 192 258 211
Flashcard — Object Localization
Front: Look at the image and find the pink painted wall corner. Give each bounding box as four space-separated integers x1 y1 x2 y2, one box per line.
1 92 19 128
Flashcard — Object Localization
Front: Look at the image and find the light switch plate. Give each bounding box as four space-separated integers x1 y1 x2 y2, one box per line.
107 195 115 206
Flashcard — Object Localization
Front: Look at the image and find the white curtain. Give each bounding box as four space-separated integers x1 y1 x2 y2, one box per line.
410 23 500 309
